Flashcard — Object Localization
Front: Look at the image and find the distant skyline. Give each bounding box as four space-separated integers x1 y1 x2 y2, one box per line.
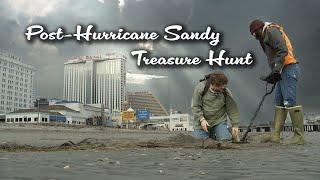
1 0 319 123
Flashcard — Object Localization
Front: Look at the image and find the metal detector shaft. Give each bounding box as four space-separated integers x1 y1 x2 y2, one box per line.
241 83 276 142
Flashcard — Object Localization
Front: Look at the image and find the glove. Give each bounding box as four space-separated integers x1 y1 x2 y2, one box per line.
260 71 281 84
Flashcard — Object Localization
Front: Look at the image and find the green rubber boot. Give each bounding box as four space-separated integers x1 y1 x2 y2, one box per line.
261 106 287 143
283 106 306 145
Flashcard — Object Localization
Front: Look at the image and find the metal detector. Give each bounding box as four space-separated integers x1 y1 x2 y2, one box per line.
234 83 276 144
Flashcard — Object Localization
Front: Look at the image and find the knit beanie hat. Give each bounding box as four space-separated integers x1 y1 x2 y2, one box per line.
250 19 264 34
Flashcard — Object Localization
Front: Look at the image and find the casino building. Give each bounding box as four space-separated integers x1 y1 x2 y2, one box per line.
127 91 168 116
63 53 126 112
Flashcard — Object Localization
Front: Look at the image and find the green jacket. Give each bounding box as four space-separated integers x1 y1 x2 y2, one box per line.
191 81 239 128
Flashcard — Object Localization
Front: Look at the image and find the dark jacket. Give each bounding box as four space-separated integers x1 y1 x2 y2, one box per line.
261 24 289 72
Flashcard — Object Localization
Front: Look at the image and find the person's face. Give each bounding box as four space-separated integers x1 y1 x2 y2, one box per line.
252 28 263 40
210 83 225 92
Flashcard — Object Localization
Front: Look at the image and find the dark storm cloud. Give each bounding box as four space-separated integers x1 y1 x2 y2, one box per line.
1 0 319 124
122 0 320 123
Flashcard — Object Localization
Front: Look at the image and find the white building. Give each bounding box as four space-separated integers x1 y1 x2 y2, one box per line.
53 101 109 125
5 102 108 125
139 113 194 131
63 53 126 112
149 115 170 129
0 50 35 114
6 111 51 124
169 113 194 132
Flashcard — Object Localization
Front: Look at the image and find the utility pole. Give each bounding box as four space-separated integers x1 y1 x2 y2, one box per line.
101 103 105 126
37 98 40 123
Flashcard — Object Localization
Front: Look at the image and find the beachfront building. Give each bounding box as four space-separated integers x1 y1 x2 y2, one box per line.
63 53 126 112
52 100 109 125
6 110 56 124
127 91 168 116
5 102 108 125
169 112 194 132
137 111 194 131
0 50 35 114
145 115 170 130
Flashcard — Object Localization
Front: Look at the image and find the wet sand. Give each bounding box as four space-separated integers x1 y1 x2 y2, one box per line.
0 124 319 179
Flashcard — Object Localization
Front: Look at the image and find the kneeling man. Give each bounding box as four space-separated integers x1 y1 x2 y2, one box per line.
191 72 240 142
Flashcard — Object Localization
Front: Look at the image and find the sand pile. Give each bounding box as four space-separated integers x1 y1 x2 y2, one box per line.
0 133 265 152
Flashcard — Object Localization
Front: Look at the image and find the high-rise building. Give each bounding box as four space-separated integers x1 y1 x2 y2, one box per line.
63 53 126 112
127 91 168 116
0 50 35 114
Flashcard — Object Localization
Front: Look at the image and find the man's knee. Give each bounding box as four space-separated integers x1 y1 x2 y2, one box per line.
278 78 297 107
192 129 209 140
214 121 232 141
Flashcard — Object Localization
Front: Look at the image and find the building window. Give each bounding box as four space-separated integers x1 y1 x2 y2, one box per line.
34 117 38 122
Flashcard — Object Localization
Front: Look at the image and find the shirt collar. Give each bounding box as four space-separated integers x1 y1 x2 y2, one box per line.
263 22 272 34
209 87 221 95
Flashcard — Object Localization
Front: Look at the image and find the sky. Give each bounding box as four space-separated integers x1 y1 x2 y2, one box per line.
0 0 319 124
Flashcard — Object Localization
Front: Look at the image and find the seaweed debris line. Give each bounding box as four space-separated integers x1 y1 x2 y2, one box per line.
0 133 247 152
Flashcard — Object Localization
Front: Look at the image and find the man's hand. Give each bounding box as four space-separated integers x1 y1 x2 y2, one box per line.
200 119 210 132
260 71 281 84
231 127 240 142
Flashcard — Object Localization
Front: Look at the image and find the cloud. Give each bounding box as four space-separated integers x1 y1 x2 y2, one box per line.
118 0 125 12
1 0 320 122
7 0 67 20
137 41 154 51
127 73 167 85
26 41 59 60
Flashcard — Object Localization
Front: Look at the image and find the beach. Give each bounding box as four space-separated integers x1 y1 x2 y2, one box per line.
0 124 319 179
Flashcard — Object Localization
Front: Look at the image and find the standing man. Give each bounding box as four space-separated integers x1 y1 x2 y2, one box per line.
191 72 240 142
250 19 305 144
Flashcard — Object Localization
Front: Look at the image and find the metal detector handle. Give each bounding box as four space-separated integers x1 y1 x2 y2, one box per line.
241 83 276 142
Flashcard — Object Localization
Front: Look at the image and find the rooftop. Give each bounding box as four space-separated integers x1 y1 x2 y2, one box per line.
10 105 79 114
